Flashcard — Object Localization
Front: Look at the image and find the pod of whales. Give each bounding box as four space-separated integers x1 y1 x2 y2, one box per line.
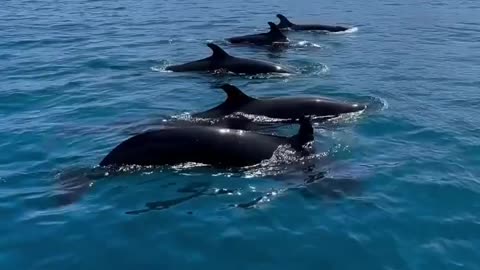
59 13 365 205
99 117 314 168
276 14 350 32
102 13 361 170
165 43 292 75
192 84 366 120
226 22 289 46
110 14 359 168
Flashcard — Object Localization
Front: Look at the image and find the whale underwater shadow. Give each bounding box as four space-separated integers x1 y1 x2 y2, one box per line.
53 119 364 211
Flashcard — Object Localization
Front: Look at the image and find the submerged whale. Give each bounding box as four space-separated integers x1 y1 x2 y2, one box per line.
276 14 350 32
226 22 289 46
165 43 292 75
192 84 366 120
99 117 314 168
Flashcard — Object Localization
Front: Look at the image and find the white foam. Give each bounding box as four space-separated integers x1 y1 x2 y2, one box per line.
378 96 389 110
296 40 323 48
297 63 329 76
345 26 359 33
325 110 366 125
150 59 173 73
150 66 170 72
329 26 359 35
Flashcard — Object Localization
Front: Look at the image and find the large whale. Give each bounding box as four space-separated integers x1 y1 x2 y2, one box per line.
165 43 292 75
192 84 366 120
99 117 314 168
226 22 289 46
276 14 350 32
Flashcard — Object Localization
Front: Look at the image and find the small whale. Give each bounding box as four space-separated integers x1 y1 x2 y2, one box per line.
226 22 289 46
192 84 366 120
99 117 314 168
276 14 350 32
165 43 292 75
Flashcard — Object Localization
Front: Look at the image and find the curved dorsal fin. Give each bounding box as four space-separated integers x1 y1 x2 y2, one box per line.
207 43 230 59
297 116 313 139
276 14 294 28
267 22 286 38
220 84 256 103
290 116 314 146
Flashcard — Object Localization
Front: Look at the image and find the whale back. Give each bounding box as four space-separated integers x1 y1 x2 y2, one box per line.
240 97 365 118
99 126 293 168
276 14 294 29
167 43 290 74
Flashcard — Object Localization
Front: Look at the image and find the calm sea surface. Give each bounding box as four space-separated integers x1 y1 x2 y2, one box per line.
1 0 480 269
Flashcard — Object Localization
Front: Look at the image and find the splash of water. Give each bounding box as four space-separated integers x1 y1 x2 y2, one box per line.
294 40 324 48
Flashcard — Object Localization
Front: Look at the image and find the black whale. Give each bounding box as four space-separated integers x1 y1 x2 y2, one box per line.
165 43 292 75
100 117 314 168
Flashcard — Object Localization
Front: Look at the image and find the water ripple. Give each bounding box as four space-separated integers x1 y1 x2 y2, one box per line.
1 0 480 269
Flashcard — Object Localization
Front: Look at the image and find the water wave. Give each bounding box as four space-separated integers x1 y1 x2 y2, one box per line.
292 40 324 48
333 26 359 34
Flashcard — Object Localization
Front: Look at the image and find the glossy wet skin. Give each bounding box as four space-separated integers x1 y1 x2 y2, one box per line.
221 57 289 74
165 43 291 74
165 57 288 74
192 84 366 120
100 122 313 168
237 97 364 118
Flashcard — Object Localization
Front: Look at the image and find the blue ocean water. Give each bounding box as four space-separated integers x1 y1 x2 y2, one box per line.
2 0 480 269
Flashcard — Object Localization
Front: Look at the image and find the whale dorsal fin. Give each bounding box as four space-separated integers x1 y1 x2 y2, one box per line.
220 84 256 104
276 14 294 28
290 116 314 147
207 43 230 59
267 22 287 38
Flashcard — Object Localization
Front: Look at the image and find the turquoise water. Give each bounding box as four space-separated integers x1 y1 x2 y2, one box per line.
2 0 480 269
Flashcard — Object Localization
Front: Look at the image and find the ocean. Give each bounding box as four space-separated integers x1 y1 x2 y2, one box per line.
1 0 480 269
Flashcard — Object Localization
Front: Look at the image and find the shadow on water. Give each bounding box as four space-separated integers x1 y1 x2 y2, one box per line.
125 183 211 215
124 175 364 215
123 159 365 215
53 143 365 214
53 166 113 206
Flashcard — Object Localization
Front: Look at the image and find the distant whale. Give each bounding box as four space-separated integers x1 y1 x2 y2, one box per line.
192 84 366 120
99 117 314 168
226 22 289 46
165 43 292 75
276 14 350 32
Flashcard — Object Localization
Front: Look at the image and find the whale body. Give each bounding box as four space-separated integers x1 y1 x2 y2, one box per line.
192 84 366 120
276 14 350 32
226 22 289 46
99 117 314 168
165 43 292 75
